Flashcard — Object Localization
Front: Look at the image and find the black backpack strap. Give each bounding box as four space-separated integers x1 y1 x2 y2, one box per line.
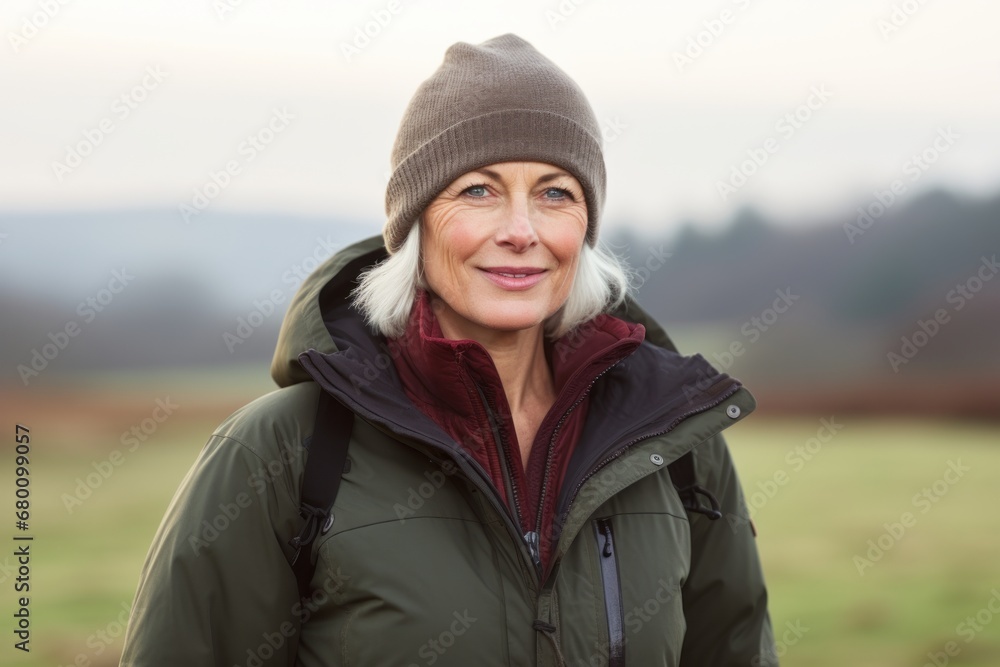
289 388 354 600
668 450 722 520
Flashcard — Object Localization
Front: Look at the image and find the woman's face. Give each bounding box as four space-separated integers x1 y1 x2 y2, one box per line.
420 161 588 341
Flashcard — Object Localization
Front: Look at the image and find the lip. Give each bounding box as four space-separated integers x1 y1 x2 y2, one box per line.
479 266 548 291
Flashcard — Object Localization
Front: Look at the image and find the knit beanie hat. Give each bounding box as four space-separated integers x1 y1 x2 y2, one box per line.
383 33 606 254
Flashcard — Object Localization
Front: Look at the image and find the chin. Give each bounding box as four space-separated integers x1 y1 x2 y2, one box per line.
475 303 550 332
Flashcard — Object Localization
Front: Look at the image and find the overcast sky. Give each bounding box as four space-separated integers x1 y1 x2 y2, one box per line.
3 0 999 235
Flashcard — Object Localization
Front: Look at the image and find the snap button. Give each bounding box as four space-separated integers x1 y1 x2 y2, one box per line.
321 513 335 534
650 453 664 466
726 405 741 419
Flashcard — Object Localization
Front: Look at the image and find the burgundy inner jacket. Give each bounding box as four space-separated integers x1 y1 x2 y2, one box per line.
389 289 645 573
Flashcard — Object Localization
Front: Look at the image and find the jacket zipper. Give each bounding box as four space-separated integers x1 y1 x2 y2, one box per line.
594 518 625 667
473 381 538 567
425 438 541 592
532 361 623 574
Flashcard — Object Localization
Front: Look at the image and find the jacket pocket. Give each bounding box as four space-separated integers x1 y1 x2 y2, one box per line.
594 517 625 667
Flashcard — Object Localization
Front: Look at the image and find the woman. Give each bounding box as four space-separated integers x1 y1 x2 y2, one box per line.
121 33 778 666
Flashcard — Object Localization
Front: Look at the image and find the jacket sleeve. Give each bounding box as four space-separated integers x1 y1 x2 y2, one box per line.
120 411 306 667
679 432 779 667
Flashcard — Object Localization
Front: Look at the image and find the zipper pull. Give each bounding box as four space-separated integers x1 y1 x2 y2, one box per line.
524 530 541 568
600 521 613 557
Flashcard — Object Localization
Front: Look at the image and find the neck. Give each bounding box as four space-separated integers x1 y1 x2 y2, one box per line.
434 301 555 414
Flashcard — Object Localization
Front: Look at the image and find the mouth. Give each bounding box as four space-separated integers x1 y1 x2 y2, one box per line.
479 266 547 290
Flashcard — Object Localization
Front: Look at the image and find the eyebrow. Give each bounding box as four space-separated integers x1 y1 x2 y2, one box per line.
471 167 572 185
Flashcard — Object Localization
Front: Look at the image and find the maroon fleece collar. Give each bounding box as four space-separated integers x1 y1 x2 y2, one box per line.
390 289 645 422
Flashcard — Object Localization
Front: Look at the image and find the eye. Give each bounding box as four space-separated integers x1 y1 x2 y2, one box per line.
461 183 490 198
543 187 575 201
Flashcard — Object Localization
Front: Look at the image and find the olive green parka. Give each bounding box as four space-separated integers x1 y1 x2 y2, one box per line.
120 235 778 667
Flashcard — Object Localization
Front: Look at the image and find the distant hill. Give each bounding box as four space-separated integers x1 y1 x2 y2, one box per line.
608 188 1000 418
0 210 379 384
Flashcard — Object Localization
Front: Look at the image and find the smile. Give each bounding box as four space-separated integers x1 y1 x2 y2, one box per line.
479 267 547 291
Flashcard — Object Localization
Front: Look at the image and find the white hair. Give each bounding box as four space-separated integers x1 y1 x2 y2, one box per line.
352 224 632 339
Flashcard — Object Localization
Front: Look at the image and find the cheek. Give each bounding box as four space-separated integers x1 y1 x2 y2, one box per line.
544 218 587 268
422 213 483 290
441 222 485 262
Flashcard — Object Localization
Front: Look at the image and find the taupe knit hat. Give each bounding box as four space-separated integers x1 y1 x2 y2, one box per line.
383 33 606 254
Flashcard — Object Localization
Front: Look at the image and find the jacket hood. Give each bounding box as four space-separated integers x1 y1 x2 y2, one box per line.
270 235 386 387
271 234 684 387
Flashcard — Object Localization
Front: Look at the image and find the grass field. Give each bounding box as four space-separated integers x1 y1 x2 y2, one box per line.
4 388 999 666
733 418 1000 667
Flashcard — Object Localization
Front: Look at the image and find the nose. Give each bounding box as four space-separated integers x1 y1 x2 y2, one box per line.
494 195 538 252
